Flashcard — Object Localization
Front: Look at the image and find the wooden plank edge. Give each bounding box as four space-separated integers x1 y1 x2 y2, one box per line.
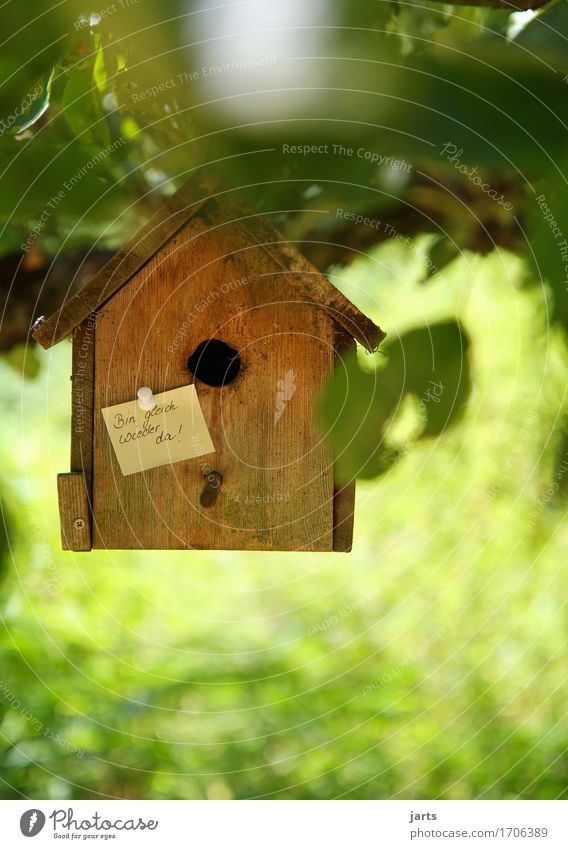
332 326 357 552
70 317 96 480
33 177 219 349
57 472 92 551
214 200 385 352
333 483 356 552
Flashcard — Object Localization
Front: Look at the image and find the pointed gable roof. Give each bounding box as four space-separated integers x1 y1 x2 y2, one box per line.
33 176 384 352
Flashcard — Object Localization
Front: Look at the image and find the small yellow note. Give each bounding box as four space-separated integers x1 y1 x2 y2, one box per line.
101 385 215 476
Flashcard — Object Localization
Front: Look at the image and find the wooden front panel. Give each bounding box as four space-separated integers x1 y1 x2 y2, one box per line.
92 208 335 550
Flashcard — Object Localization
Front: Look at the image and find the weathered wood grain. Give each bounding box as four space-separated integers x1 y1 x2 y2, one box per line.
92 202 336 551
55 318 96 552
333 482 356 552
44 185 381 551
70 316 96 483
33 177 216 349
219 199 385 353
57 472 92 551
32 178 383 358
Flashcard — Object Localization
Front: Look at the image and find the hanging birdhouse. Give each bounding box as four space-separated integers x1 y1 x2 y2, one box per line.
33 178 384 553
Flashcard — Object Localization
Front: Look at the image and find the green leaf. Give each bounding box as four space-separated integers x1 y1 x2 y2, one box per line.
93 38 108 94
320 320 471 482
10 68 54 135
382 321 472 438
63 63 110 149
386 1 451 55
319 350 396 483
421 237 462 282
552 419 568 499
526 164 568 331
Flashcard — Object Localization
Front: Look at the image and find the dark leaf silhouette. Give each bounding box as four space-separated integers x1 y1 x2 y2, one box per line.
320 320 471 482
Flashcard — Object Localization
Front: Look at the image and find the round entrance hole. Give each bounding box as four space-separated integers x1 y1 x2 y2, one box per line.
187 338 241 387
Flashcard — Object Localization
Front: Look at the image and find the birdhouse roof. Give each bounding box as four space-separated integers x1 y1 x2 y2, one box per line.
33 176 384 352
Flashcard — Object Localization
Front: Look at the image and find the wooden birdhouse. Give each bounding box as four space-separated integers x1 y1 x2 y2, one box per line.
33 179 384 553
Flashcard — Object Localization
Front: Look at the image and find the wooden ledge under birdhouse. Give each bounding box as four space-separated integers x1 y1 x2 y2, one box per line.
57 472 91 551
33 176 384 553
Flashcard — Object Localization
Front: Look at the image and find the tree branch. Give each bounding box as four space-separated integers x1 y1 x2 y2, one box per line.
431 0 549 7
0 248 113 352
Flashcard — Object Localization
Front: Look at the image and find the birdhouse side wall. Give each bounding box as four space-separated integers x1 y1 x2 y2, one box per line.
57 317 97 551
332 327 356 552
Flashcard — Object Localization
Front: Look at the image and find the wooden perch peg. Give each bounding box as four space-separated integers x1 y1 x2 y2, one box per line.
200 472 223 508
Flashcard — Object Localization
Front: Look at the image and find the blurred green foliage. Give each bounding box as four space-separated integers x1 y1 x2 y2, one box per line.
1 244 567 800
3 1 568 468
321 319 471 481
1 1 568 307
1 0 568 801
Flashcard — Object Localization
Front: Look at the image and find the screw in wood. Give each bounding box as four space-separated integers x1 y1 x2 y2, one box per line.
73 518 86 530
200 471 223 508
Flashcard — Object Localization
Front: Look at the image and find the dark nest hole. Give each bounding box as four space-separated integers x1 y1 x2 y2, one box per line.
187 338 241 387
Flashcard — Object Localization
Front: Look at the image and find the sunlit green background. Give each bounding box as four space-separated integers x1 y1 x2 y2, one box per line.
2 0 568 801
1 241 566 799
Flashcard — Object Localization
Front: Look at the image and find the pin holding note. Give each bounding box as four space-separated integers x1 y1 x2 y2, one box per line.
137 386 157 411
